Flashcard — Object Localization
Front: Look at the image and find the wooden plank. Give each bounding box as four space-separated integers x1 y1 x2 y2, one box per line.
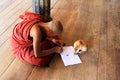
67 0 101 80
97 6 109 79
116 11 120 79
0 0 32 35
0 40 15 76
51 0 59 9
0 0 16 12
0 8 32 46
110 0 120 80
0 0 33 79
0 0 23 16
0 58 34 80
0 0 32 46
97 0 119 80
0 8 34 80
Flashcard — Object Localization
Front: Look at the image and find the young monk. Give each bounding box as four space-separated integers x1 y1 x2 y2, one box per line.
10 12 65 66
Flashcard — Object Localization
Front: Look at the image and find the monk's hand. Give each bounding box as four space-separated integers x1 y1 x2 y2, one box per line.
53 47 63 54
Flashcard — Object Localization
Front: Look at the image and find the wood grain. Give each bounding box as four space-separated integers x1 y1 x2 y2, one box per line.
0 0 120 80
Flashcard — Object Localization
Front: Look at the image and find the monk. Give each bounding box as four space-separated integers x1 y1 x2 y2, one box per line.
10 12 65 66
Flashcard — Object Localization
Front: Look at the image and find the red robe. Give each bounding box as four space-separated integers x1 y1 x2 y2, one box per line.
10 12 57 66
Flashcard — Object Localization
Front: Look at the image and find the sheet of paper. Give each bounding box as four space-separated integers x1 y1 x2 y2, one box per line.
60 46 82 66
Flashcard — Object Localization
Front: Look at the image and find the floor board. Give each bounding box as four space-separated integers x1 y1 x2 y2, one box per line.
0 0 120 80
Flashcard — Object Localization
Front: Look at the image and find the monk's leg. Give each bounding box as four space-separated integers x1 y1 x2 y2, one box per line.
22 39 57 66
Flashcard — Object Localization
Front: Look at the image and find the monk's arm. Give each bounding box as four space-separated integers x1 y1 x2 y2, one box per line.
30 25 62 58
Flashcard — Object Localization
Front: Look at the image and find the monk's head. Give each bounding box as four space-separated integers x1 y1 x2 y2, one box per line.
48 20 63 35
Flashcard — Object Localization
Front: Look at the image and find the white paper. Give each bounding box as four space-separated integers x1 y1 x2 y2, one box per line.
60 46 82 66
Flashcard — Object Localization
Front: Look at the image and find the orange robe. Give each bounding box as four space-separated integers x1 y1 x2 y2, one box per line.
10 12 57 66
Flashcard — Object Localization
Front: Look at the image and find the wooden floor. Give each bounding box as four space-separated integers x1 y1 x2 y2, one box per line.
0 0 120 80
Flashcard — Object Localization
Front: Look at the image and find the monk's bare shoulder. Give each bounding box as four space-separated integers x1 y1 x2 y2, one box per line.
30 23 41 38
